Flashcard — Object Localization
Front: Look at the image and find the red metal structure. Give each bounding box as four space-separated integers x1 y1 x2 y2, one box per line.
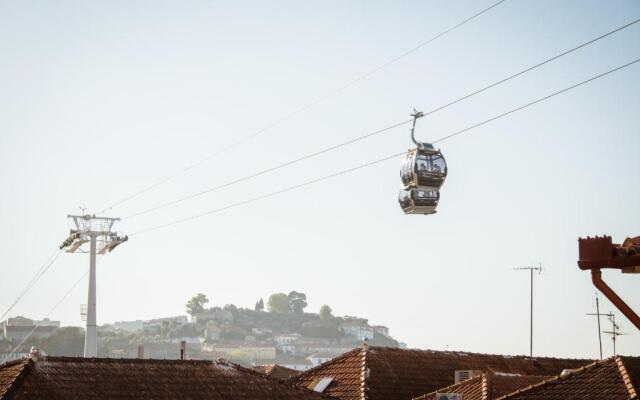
578 235 640 331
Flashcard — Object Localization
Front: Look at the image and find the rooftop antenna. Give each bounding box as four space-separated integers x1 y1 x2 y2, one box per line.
586 292 606 359
513 263 543 357
60 214 128 357
602 312 625 356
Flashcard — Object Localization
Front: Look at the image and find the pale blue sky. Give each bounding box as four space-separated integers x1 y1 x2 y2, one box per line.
1 0 639 358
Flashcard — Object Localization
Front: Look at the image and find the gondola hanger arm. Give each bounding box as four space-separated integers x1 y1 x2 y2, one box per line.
410 109 425 146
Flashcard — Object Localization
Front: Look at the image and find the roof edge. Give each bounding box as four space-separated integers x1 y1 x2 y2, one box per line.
615 356 638 399
494 357 615 400
0 358 33 400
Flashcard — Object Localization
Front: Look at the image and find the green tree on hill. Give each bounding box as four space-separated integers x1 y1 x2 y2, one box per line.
254 298 264 311
288 291 307 314
267 293 289 314
186 293 209 317
319 304 332 320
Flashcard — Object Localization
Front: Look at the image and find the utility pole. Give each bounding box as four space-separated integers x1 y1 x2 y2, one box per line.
513 264 542 358
60 213 127 357
586 293 605 359
603 312 624 356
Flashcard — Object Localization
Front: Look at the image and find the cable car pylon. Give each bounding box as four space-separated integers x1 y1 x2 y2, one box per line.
398 109 448 215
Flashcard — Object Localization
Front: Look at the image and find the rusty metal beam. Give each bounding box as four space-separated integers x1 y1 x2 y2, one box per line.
591 269 640 331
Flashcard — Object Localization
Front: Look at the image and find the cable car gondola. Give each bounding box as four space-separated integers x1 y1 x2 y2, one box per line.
399 144 447 190
398 188 439 215
399 109 448 215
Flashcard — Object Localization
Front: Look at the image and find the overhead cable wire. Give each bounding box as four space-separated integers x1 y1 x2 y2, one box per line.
4 269 89 362
129 57 640 236
97 0 509 215
123 120 413 219
432 57 640 144
0 249 63 322
421 17 640 119
129 152 406 235
121 18 640 220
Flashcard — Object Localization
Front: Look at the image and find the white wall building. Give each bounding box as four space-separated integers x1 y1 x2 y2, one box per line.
341 324 374 340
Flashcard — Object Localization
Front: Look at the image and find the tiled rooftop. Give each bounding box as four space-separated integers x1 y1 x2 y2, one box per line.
497 356 640 400
293 345 592 400
413 372 549 400
254 364 302 380
0 356 333 399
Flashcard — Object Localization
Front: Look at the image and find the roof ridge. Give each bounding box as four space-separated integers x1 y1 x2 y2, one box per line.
0 358 28 369
363 345 592 363
481 373 490 400
42 356 214 364
615 356 638 399
290 346 364 380
361 343 369 400
494 357 615 400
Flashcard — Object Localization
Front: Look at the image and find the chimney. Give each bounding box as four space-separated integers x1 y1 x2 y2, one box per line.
137 343 144 359
29 346 42 361
180 340 186 360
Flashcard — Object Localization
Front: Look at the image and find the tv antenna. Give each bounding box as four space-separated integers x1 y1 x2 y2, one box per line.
602 312 625 356
586 292 606 359
513 263 543 357
59 213 127 357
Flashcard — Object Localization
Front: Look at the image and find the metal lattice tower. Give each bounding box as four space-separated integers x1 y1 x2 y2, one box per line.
60 214 127 357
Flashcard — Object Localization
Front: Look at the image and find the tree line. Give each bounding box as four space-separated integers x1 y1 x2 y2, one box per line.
186 291 333 319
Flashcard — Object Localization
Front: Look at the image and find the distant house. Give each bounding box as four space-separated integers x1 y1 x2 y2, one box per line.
291 345 592 400
275 334 300 355
372 326 389 337
4 316 33 327
339 323 373 340
0 352 332 399
0 316 58 342
0 325 57 342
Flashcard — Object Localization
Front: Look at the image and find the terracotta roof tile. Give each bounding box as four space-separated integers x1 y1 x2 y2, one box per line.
254 364 302 380
0 359 31 400
0 356 333 399
293 345 591 400
497 356 640 400
413 373 549 400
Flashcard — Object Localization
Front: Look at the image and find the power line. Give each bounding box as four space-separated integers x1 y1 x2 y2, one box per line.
422 17 640 120
130 152 406 235
121 18 640 221
97 0 509 214
129 57 639 236
0 249 63 322
3 269 89 362
123 120 412 219
433 57 640 144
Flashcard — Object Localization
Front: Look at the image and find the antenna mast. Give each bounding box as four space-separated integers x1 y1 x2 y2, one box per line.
586 293 606 359
602 312 624 356
513 263 542 357
60 213 127 357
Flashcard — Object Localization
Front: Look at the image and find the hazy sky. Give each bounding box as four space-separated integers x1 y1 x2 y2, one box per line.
1 0 639 359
